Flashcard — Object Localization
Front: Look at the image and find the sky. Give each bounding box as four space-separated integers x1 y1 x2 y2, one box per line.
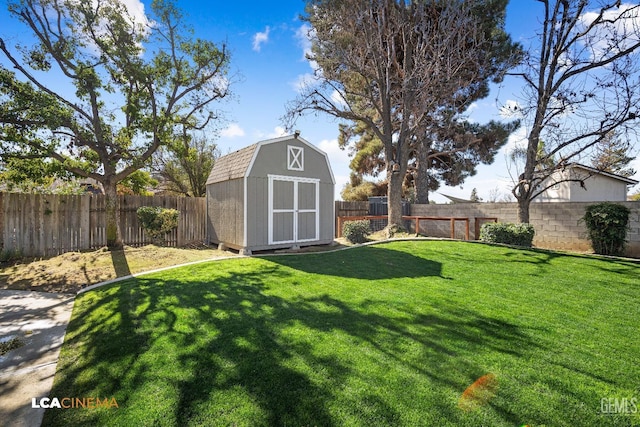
1 0 639 202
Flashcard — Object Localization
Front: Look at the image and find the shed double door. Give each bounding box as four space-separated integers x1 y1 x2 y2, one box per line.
269 175 319 245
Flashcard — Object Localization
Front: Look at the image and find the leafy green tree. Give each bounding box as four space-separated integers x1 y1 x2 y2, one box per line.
0 0 231 248
152 134 218 197
286 0 519 230
340 172 386 202
0 157 68 192
117 170 158 196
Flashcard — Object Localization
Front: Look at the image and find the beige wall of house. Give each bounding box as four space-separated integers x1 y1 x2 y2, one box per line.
536 167 635 202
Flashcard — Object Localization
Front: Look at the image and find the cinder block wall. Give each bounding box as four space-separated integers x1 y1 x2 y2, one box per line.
408 201 640 257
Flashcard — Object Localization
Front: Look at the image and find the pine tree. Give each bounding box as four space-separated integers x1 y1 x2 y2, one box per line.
590 132 637 178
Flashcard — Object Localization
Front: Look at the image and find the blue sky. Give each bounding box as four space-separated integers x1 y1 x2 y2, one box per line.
1 1 638 201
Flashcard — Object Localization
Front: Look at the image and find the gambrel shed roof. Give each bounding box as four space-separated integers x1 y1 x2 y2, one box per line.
206 135 335 185
206 143 259 184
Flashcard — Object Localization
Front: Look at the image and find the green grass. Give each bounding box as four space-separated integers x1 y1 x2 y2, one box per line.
43 241 640 426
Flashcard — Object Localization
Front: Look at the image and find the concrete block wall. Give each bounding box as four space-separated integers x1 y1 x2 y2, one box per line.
409 201 640 257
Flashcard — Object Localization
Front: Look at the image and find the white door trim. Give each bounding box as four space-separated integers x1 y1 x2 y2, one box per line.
268 174 319 245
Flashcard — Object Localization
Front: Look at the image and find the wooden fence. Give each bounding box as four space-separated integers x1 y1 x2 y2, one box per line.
335 201 369 237
0 193 207 257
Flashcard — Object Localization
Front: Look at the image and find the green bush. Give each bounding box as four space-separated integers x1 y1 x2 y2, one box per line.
343 220 371 244
582 202 630 256
136 206 179 245
480 222 535 247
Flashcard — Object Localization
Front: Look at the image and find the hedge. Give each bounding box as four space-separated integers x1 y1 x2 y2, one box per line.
480 222 535 247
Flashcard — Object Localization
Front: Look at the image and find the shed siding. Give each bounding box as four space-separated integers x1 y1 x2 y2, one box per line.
320 182 334 240
246 176 269 247
569 175 628 202
207 178 244 247
247 140 333 184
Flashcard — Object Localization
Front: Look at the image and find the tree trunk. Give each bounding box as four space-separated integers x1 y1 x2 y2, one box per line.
387 169 405 234
517 111 544 225
104 180 123 249
517 196 531 224
414 144 430 204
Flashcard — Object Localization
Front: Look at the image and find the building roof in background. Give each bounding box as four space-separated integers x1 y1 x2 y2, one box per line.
563 163 638 185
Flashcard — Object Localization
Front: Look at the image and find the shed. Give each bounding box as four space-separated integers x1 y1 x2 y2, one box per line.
535 163 638 202
206 134 335 254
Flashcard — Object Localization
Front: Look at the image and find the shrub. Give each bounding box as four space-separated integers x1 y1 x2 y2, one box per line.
582 202 630 256
136 206 179 245
480 222 535 247
0 249 23 263
343 220 371 244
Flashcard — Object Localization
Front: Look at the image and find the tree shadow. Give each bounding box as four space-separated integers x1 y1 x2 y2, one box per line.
109 248 131 279
262 245 443 279
43 256 541 426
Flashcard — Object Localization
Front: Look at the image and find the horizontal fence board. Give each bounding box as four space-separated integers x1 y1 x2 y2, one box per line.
0 193 206 257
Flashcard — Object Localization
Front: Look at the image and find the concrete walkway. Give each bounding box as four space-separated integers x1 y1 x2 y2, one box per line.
0 290 75 427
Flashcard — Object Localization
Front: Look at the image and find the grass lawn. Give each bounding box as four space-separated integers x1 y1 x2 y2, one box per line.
43 241 639 426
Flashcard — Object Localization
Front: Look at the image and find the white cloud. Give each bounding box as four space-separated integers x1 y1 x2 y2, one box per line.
499 100 523 119
318 138 350 169
503 125 528 155
465 102 479 113
330 90 347 107
317 138 351 200
220 123 245 138
295 23 314 61
291 23 322 94
256 126 287 139
252 26 270 52
291 72 319 93
579 3 640 60
118 0 149 27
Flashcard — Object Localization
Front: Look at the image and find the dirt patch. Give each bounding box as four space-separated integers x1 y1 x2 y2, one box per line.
0 245 235 294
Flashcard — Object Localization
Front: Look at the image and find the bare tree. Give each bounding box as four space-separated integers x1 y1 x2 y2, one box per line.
285 0 517 232
505 0 640 222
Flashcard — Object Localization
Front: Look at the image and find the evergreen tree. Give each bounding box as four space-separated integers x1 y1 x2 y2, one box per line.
590 132 637 178
470 188 481 202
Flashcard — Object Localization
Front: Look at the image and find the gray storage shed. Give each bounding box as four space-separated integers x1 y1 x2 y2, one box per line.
206 134 335 254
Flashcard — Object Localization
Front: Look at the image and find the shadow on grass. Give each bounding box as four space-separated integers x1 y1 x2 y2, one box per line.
262 245 443 279
44 257 540 426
